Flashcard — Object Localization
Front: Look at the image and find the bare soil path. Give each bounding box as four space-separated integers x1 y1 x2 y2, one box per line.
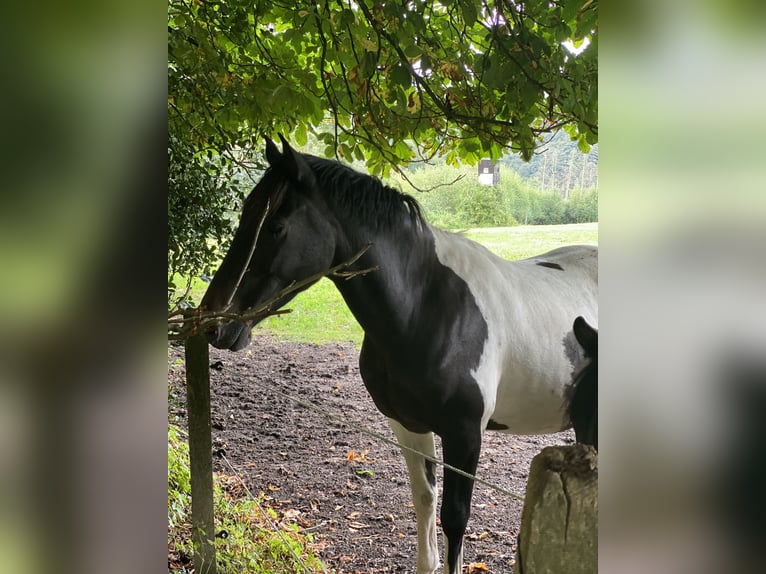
168 333 575 573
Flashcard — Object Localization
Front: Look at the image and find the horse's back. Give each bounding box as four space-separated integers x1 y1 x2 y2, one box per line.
524 244 598 276
431 229 597 319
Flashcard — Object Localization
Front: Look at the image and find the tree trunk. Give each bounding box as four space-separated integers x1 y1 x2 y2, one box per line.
185 333 217 574
515 445 597 574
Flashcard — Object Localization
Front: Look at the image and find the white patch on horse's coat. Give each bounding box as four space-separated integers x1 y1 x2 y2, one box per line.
431 228 598 435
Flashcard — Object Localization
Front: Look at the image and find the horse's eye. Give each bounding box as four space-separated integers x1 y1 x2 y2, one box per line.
267 221 285 237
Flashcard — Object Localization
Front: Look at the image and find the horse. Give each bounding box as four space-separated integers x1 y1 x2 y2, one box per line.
201 136 598 574
569 316 598 449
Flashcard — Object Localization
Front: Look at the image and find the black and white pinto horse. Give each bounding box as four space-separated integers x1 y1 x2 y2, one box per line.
201 137 598 574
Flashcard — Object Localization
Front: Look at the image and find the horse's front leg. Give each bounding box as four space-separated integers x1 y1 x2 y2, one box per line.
440 424 482 574
389 419 440 574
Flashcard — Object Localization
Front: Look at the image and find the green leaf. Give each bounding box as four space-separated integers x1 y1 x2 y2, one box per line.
560 0 582 24
360 51 378 78
294 127 307 147
404 43 422 59
341 8 355 27
390 63 411 88
459 0 478 27
577 134 591 153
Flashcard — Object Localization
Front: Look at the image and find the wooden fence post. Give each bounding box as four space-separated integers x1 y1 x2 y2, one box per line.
514 444 597 574
185 332 217 574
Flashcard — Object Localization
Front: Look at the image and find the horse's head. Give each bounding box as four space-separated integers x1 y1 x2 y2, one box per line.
569 315 598 448
573 316 598 361
201 136 338 350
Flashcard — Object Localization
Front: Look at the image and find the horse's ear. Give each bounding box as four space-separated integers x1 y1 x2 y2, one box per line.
573 316 598 356
278 133 316 188
265 137 281 166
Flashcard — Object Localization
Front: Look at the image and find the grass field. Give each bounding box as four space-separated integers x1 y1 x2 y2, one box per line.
178 222 598 347
462 223 598 260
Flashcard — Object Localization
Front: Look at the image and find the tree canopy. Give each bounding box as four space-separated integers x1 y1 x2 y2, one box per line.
168 0 598 297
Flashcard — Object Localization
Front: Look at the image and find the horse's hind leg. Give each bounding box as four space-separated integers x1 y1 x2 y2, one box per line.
389 419 440 574
440 426 482 574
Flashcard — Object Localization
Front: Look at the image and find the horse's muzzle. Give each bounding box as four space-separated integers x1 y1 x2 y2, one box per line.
206 321 251 351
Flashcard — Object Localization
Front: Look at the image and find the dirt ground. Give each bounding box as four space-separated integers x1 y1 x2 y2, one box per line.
168 332 575 573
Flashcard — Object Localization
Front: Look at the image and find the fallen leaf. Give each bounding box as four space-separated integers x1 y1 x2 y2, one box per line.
348 521 369 530
467 562 489 573
466 531 490 540
346 449 375 463
282 509 301 521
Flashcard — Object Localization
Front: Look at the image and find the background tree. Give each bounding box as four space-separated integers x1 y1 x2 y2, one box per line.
168 0 598 300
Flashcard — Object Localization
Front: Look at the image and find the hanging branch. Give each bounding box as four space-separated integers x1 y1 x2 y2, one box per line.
223 197 270 312
168 243 376 341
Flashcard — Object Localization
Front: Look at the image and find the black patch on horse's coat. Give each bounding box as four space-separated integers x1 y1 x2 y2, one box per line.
536 261 564 270
486 419 509 431
353 230 489 437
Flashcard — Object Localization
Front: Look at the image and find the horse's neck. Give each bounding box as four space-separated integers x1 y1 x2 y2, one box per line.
331 221 433 342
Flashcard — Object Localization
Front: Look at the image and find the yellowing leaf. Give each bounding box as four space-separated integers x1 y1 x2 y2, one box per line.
346 449 374 463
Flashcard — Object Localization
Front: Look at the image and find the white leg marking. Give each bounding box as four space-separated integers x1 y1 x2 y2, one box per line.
389 419 440 574
442 538 463 574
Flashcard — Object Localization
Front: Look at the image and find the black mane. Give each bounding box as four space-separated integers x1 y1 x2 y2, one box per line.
302 154 425 230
